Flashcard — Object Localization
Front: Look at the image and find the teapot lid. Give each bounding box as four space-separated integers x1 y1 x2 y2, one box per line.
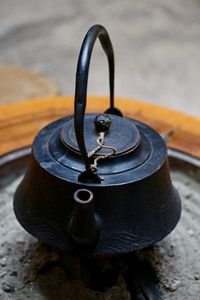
33 113 166 186
61 114 141 157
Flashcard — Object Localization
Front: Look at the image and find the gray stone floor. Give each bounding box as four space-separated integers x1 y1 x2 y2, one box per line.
0 0 200 116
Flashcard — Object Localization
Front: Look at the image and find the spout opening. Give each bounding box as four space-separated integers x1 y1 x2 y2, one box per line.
74 189 93 204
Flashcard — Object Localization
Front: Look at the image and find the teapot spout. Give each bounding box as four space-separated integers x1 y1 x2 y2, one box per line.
68 189 101 250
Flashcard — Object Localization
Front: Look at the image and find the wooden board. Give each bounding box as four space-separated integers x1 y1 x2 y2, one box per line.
0 96 200 158
0 65 60 104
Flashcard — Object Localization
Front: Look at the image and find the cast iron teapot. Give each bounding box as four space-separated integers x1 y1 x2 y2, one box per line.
14 25 181 254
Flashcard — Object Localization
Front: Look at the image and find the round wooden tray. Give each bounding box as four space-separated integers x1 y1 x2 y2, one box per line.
0 97 200 299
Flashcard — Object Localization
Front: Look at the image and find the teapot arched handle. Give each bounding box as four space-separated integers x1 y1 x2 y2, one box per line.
74 24 122 181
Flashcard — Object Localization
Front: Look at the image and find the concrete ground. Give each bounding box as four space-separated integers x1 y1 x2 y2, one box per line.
0 0 200 116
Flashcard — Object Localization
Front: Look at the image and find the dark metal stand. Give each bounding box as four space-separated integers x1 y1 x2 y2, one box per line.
61 251 163 299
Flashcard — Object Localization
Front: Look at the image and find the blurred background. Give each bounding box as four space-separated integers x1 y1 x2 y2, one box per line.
0 0 200 116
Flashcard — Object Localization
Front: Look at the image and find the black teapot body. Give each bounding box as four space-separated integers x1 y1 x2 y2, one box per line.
14 25 181 254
